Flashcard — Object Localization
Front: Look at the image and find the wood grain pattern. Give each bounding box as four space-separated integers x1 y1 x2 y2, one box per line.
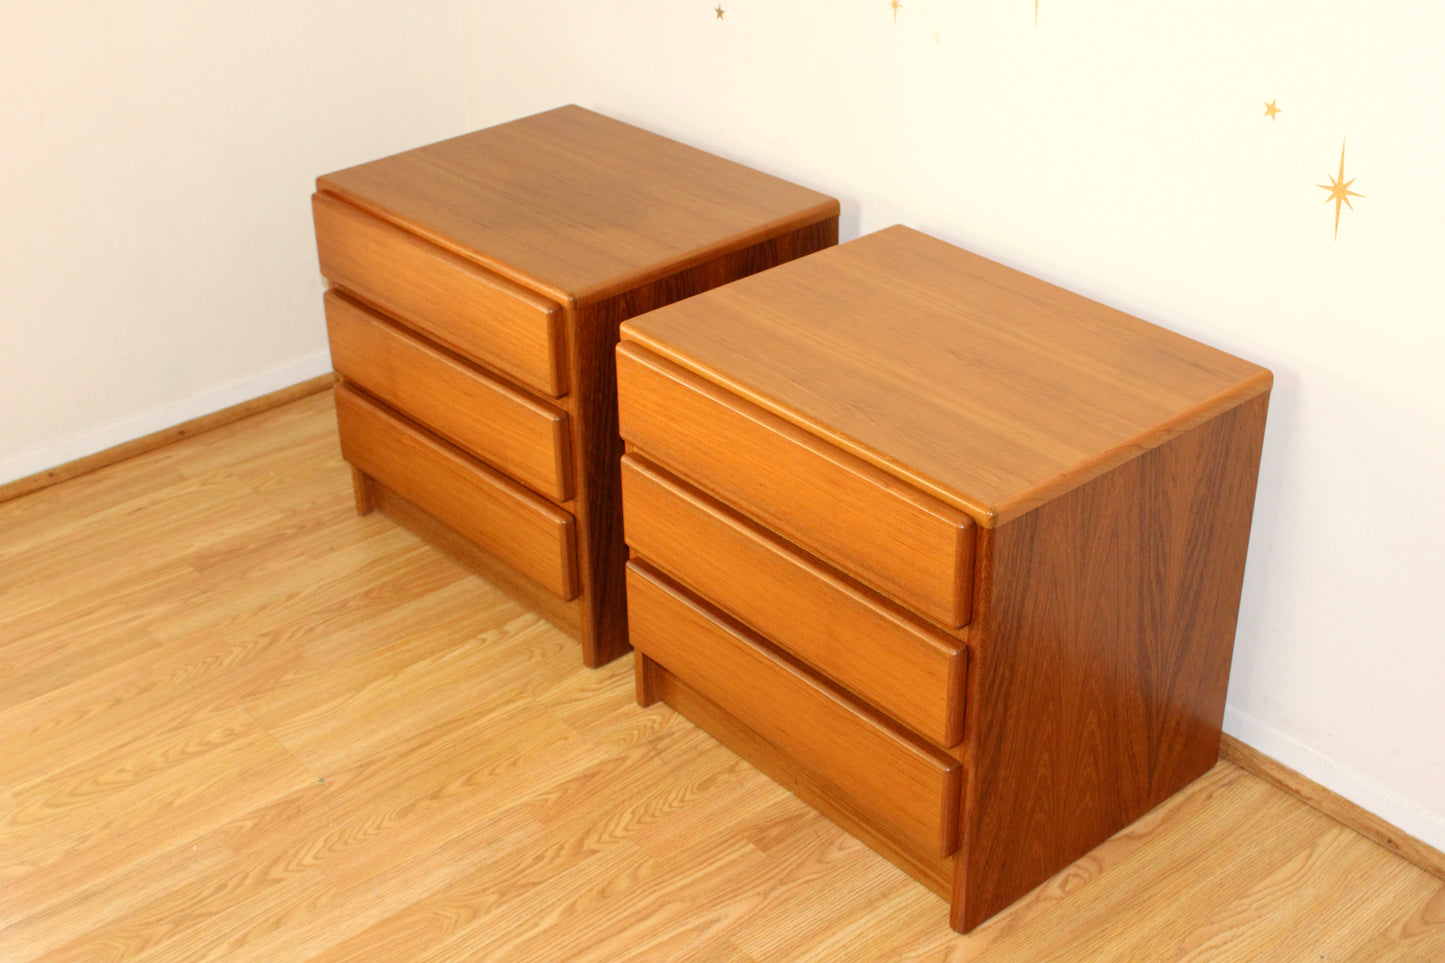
1221 733 1445 881
956 390 1271 931
326 290 572 500
617 342 975 628
622 453 967 747
621 225 1273 525
316 105 841 307
626 562 962 860
313 191 565 397
1 391 1441 962
333 383 577 600
561 217 841 667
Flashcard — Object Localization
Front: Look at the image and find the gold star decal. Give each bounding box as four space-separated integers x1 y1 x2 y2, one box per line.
888 0 901 25
714 5 724 19
1317 140 1364 240
1264 99 1281 120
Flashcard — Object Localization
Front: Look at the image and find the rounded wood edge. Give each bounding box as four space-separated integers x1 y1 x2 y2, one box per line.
0 373 339 506
992 372 1274 525
615 335 1001 527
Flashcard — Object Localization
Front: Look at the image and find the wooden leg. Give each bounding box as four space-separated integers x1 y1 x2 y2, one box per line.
635 651 662 707
350 466 375 516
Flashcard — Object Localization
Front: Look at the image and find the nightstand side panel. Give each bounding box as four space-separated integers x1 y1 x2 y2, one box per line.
566 217 840 666
954 389 1271 931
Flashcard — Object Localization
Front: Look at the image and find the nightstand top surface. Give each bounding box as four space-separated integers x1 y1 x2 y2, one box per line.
316 106 839 306
621 226 1272 522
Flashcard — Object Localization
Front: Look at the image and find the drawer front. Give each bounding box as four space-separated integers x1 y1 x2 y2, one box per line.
313 192 565 397
626 562 961 859
326 291 572 502
616 343 974 628
334 384 578 600
621 455 967 748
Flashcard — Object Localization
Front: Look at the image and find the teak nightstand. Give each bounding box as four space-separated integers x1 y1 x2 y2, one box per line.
615 226 1272 931
311 106 839 666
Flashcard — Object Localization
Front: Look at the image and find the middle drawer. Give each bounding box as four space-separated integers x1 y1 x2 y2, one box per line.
621 454 967 748
326 291 572 501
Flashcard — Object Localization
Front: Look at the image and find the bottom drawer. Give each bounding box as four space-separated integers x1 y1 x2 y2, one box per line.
335 383 578 600
626 562 961 859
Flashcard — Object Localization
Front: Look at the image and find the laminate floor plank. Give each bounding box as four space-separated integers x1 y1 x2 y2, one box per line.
0 628 301 790
978 778 1322 960
1 392 1440 961
0 470 287 598
307 766 686 960
141 529 458 647
490 795 882 963
0 717 315 958
1339 880 1445 962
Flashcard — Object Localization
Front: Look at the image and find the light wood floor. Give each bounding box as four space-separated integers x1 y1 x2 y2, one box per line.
2 392 1441 962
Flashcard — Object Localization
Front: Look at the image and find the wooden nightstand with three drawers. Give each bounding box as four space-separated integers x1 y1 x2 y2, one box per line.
312 106 839 665
615 226 1272 931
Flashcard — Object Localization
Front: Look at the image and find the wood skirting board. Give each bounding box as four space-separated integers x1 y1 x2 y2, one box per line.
1219 734 1445 880
0 373 337 505
3 381 1440 889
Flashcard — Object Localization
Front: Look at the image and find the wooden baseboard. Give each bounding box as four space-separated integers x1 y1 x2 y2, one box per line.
0 373 338 505
1220 734 1445 880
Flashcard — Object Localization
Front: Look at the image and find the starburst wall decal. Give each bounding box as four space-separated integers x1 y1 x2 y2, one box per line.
687 5 1366 244
1318 140 1364 240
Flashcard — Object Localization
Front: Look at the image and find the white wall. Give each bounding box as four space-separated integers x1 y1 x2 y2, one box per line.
0 1 469 483
461 0 1445 849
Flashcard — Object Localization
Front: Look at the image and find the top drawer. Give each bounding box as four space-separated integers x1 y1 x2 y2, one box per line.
616 344 975 628
313 192 565 397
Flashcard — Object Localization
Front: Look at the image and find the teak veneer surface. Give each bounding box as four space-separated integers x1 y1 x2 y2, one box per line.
317 105 840 307
1 393 1441 961
621 225 1273 525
